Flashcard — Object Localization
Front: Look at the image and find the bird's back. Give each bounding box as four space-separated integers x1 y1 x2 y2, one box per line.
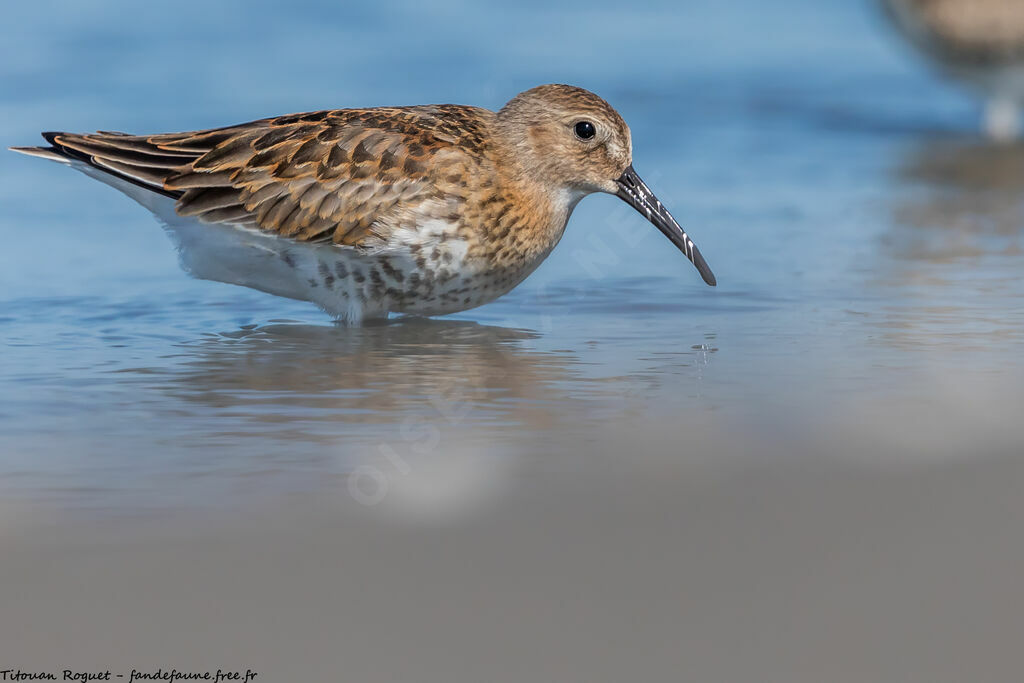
883 0 1024 67
15 104 497 250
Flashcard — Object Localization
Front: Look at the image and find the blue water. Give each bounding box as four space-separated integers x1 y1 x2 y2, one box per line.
2 0 1023 512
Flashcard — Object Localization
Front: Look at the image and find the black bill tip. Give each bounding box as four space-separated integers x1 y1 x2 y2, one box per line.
691 248 716 287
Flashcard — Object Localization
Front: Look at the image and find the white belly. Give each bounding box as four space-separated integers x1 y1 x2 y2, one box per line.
72 163 535 323
166 216 520 322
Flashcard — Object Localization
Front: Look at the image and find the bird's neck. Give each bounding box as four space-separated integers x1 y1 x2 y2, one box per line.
472 166 578 273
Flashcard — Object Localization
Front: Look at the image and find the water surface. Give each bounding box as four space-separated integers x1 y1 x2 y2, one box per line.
2 0 1023 512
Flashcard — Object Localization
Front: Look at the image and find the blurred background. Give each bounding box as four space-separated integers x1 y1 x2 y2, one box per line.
2 1 1024 681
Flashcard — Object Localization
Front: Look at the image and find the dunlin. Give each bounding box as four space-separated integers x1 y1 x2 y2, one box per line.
12 84 715 323
882 0 1024 139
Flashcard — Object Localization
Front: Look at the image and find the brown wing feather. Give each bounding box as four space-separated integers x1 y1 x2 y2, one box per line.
37 105 493 246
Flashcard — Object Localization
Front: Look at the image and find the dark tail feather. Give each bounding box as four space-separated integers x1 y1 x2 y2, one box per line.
10 131 185 199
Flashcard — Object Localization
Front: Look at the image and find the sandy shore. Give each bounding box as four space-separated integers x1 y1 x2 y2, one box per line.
3 411 1024 683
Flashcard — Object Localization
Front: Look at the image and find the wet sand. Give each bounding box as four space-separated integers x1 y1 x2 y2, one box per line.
3 387 1024 683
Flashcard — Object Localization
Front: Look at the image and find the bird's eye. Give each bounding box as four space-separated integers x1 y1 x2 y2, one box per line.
574 121 596 140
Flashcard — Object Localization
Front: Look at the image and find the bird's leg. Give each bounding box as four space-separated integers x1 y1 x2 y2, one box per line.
984 97 1021 142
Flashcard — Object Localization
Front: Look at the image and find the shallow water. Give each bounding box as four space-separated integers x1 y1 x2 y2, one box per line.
2 2 1024 679
3 0 1023 512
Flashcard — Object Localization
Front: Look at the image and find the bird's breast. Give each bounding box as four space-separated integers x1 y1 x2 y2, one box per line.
376 213 552 315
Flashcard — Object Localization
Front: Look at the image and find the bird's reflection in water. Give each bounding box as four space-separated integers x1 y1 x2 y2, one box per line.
81 313 718 510
873 140 1024 353
888 139 1024 262
155 317 581 446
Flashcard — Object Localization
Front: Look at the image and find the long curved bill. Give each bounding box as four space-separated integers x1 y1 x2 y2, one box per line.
615 165 716 286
